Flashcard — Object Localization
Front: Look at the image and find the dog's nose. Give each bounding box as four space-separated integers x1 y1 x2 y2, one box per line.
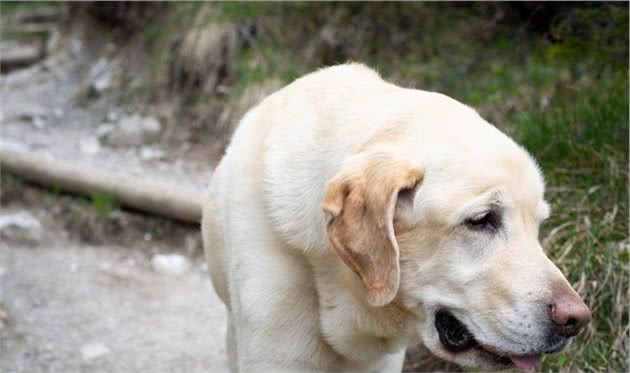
550 294 591 337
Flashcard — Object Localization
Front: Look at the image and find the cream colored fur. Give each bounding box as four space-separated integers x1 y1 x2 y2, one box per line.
202 64 584 372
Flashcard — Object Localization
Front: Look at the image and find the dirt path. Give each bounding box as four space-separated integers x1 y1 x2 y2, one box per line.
1 49 228 372
0 237 228 373
1 52 214 192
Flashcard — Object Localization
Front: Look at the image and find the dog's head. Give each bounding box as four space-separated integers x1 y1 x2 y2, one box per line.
323 114 590 371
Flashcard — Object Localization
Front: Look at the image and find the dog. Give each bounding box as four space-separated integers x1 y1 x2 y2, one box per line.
202 63 590 372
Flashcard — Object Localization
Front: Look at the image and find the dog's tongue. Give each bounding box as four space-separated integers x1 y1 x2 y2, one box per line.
510 354 542 371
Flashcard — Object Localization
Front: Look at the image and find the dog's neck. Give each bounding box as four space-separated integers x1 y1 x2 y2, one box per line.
308 251 416 366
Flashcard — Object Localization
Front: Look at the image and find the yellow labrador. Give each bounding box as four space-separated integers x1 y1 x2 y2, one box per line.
202 64 590 372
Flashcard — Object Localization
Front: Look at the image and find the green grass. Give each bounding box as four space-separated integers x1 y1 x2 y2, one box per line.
1 1 615 371
208 4 629 372
89 192 119 217
517 67 628 373
129 3 627 371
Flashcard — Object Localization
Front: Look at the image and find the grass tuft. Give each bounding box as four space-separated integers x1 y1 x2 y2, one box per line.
517 67 628 373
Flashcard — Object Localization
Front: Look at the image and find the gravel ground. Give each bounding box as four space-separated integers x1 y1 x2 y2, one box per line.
1 47 227 373
0 239 228 373
0 186 228 373
0 52 214 192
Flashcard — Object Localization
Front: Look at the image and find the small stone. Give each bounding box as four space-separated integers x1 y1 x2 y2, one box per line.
151 254 190 275
20 104 47 117
79 137 101 156
103 114 161 147
92 73 111 93
141 116 161 134
139 146 164 161
607 240 629 251
0 211 43 244
88 58 115 95
199 262 208 273
96 123 116 140
88 58 108 81
18 104 47 123
69 262 79 273
52 107 64 118
81 342 110 361
32 116 46 128
106 111 120 123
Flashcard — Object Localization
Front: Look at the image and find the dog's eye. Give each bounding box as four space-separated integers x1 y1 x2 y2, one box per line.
465 211 500 232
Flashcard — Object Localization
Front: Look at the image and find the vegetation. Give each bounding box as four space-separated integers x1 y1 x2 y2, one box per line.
4 2 627 372
138 4 626 372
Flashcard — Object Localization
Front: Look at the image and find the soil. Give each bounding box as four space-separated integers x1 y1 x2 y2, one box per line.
1 38 228 372
0 51 214 191
0 182 228 373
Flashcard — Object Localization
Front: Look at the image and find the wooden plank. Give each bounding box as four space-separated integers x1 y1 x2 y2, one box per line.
0 147 203 223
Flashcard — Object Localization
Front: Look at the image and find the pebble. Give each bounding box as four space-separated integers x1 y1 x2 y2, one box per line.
69 262 79 273
151 254 190 275
32 116 46 129
106 111 120 123
0 211 43 244
81 342 111 361
139 146 164 161
79 137 101 156
199 262 208 273
18 104 47 121
103 114 162 147
52 107 64 118
92 73 112 93
96 122 116 139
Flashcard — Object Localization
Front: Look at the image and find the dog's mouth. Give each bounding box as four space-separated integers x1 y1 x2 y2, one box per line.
435 309 542 371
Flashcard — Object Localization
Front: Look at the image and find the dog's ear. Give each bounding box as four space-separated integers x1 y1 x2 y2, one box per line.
322 152 424 307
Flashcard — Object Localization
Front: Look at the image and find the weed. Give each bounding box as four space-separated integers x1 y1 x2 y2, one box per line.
89 192 118 217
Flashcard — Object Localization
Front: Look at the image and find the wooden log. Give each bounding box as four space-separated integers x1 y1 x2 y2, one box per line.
1 45 42 72
8 23 57 34
0 147 203 223
15 9 61 24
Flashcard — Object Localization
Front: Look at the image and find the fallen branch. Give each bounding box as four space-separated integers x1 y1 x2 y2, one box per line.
15 9 62 24
0 45 43 72
7 23 57 34
0 147 203 223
